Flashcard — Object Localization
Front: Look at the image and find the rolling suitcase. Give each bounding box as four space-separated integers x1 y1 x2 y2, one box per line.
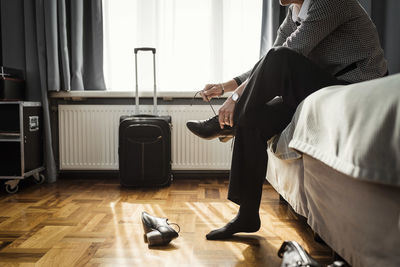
119 47 172 187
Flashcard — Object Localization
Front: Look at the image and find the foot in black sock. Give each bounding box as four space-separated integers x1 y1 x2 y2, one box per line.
206 213 261 240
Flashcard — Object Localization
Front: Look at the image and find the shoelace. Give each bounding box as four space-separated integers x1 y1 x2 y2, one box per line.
155 221 180 233
191 90 217 117
166 222 181 233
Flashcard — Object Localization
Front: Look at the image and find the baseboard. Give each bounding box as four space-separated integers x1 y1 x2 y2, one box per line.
58 170 230 180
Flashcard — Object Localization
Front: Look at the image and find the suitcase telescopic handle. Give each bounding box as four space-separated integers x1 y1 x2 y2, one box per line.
134 47 156 54
134 47 157 115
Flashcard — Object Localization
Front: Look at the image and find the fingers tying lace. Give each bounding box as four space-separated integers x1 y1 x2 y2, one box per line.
191 90 217 117
190 90 235 150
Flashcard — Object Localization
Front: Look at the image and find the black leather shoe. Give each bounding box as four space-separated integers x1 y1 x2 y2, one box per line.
141 211 180 246
186 115 234 140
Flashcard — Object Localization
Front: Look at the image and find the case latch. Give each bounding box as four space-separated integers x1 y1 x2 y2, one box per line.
29 116 39 132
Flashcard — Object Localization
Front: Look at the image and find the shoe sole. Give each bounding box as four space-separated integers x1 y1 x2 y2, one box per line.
218 136 233 143
186 123 233 141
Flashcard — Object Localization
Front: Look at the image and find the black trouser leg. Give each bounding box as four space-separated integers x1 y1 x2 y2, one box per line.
228 99 295 206
234 47 348 126
205 99 296 240
228 47 349 207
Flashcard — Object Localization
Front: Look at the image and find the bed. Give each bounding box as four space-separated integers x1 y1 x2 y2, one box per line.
265 74 400 267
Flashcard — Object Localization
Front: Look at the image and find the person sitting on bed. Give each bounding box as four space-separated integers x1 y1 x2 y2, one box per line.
186 0 388 240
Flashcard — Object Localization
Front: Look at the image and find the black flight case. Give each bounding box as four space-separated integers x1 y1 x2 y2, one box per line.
0 101 45 193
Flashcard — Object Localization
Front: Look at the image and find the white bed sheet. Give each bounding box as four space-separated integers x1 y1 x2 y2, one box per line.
266 145 307 217
267 150 400 267
303 154 400 267
265 75 400 266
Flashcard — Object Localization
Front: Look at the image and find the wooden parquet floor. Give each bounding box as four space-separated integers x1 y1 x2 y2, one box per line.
0 178 333 267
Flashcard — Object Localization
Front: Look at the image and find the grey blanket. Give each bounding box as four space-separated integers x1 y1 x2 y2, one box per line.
272 74 400 186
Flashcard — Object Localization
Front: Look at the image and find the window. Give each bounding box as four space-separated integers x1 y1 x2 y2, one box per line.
103 0 262 92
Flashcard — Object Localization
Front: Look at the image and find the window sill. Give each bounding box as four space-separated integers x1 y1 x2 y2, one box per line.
49 90 204 99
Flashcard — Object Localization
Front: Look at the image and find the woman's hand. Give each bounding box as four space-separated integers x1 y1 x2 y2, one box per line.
200 84 224 102
218 97 236 128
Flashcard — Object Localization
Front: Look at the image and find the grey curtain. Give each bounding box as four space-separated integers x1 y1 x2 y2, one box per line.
358 0 400 74
260 0 400 74
259 0 287 57
27 0 105 182
31 0 106 92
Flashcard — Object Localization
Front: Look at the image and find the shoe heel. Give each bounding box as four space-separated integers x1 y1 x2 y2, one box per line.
146 230 167 246
143 233 148 243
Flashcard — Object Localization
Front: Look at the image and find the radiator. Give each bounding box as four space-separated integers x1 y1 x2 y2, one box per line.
58 105 232 171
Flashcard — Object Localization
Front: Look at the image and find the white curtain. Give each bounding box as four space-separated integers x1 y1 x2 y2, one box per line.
103 0 262 92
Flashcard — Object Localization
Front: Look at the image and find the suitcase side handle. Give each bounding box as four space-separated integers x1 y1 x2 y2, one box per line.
134 47 156 54
134 47 157 115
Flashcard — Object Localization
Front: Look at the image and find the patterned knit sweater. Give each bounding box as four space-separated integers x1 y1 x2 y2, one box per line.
235 0 387 84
